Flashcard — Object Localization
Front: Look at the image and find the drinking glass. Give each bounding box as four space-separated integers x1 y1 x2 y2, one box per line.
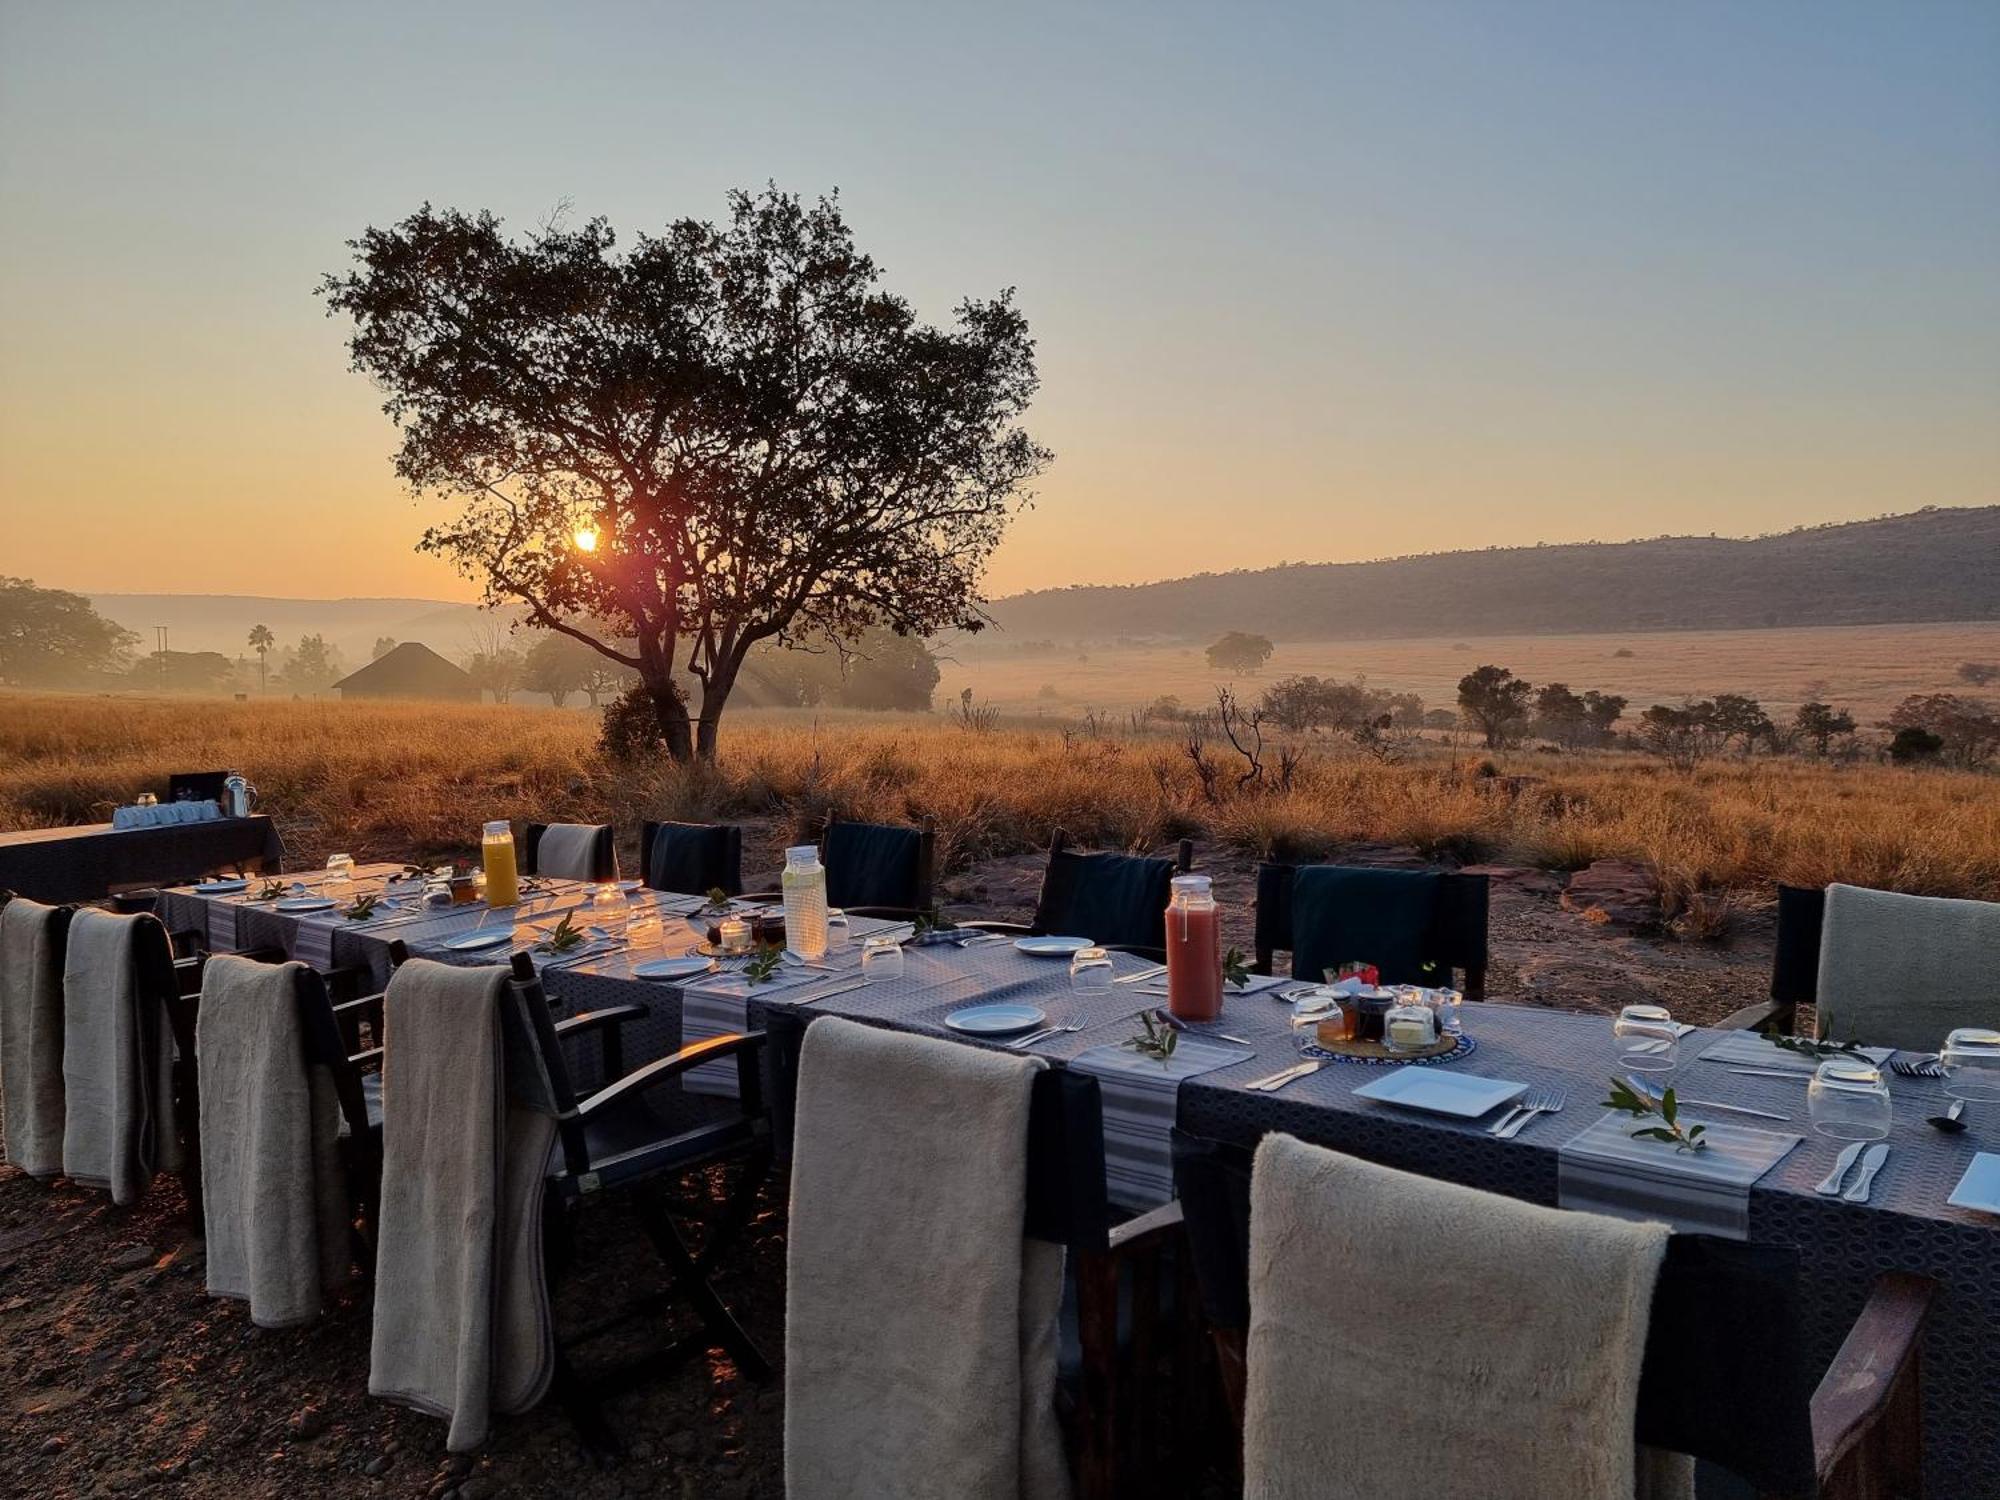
1807 1058 1893 1141
625 906 663 954
589 883 629 938
1432 987 1465 1036
1613 1004 1678 1072
860 936 905 983
825 908 850 952
422 876 454 910
136 792 158 808
1069 946 1115 993
1941 1027 2000 1103
324 853 355 899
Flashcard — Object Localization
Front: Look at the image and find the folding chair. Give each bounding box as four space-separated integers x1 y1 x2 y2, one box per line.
168 770 231 804
1718 883 1823 1033
1168 1131 1934 1500
522 822 618 883
808 813 937 919
962 828 1194 961
1251 861 1489 998
639 820 745 897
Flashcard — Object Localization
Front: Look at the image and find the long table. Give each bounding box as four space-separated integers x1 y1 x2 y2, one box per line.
0 816 284 904
156 876 2000 1495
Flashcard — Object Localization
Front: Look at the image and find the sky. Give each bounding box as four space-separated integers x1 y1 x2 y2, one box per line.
2 0 1995 603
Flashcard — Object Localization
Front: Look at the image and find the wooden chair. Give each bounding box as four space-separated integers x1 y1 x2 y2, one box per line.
803 813 937 919
501 951 776 1451
1167 1131 1935 1500
521 822 618 883
638 819 745 897
1251 861 1489 998
962 829 1195 961
762 1009 1198 1497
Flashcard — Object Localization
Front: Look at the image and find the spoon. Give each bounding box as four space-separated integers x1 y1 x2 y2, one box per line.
1927 1099 1968 1134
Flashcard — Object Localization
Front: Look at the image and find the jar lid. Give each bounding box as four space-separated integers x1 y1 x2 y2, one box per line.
785 844 820 865
1170 874 1212 895
483 819 511 836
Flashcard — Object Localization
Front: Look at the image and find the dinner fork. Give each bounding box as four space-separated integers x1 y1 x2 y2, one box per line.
1890 1057 1947 1079
1009 1017 1087 1050
1492 1087 1566 1139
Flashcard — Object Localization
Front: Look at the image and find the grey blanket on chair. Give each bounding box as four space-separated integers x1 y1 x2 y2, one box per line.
368 959 556 1452
1 897 69 1177
534 824 604 883
196 957 351 1327
61 909 181 1205
1244 1133 1686 1500
1817 882 2000 1052
784 1016 1070 1500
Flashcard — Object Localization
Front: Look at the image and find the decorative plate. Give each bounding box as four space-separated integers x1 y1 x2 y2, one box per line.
633 956 716 981
274 897 336 914
193 878 249 894
1302 1033 1478 1067
444 929 515 952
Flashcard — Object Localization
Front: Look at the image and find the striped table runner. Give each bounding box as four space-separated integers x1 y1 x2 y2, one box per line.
1696 1032 1893 1072
680 966 834 1096
1557 1111 1800 1238
1067 1037 1254 1210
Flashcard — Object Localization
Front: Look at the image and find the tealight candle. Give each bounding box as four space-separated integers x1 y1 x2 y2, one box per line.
719 916 751 955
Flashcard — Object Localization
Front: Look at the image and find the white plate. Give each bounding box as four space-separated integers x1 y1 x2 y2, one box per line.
275 897 335 914
1014 936 1093 957
193 879 249 894
615 879 644 893
445 929 516 952
945 1002 1047 1036
633 956 715 981
1352 1069 1527 1119
1947 1153 2000 1216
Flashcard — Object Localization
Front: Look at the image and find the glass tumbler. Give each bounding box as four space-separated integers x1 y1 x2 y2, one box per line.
860 935 905 983
1941 1027 2000 1103
1613 1004 1679 1072
1808 1058 1892 1140
589 882 629 938
624 906 663 954
323 853 355 899
1070 946 1115 993
825 908 850 952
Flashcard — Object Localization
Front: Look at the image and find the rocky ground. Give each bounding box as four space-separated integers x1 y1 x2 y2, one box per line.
1 845 1773 1498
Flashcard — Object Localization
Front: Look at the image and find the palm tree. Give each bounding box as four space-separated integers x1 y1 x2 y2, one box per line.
248 623 274 692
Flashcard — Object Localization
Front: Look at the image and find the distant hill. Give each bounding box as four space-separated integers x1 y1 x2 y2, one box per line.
89 593 502 666
981 507 2000 645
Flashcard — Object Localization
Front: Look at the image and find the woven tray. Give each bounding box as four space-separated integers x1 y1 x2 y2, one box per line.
1303 1032 1477 1067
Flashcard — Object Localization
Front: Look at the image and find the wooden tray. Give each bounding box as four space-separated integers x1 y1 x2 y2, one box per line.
1312 1031 1459 1062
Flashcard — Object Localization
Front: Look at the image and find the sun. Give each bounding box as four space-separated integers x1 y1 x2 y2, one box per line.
572 526 599 553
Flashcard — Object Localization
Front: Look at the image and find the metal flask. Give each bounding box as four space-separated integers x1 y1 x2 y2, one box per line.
223 773 258 817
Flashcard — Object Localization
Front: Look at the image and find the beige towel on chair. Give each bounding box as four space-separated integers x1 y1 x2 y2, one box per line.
1 898 69 1177
1817 883 2000 1052
785 1016 1070 1500
368 959 556 1452
534 824 606 883
1244 1134 1683 1500
196 957 351 1327
61 909 182 1205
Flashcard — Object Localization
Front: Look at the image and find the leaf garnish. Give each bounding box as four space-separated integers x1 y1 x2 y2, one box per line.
1603 1075 1708 1152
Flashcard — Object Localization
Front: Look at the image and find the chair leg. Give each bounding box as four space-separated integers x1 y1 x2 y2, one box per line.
633 1180 774 1385
1075 1249 1120 1500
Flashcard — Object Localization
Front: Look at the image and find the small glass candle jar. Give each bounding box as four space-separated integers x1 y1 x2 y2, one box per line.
589 883 628 937
860 935 905 982
1383 996 1440 1052
1613 1004 1679 1072
719 917 751 955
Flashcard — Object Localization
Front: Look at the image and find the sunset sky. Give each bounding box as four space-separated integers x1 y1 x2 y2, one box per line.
2 0 1995 603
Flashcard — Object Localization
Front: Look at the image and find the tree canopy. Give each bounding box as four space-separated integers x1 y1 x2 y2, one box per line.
1205 631 1274 673
319 186 1048 760
0 578 136 686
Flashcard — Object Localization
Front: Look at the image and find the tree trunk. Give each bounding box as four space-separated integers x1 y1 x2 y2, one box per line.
644 671 696 762
695 657 742 762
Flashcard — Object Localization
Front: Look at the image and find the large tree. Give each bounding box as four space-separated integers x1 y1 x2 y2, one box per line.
319 187 1049 761
0 577 136 686
1456 664 1534 749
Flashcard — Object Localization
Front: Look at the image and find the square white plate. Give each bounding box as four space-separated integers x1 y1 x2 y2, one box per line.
1352 1069 1527 1119
1947 1152 2000 1216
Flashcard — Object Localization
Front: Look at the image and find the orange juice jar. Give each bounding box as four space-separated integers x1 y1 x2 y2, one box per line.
481 820 519 907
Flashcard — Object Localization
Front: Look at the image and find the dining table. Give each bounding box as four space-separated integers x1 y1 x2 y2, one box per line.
154 872 2000 1495
0 814 284 905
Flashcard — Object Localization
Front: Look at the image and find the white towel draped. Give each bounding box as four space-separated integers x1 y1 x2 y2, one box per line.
60 909 182 1205
1 897 70 1177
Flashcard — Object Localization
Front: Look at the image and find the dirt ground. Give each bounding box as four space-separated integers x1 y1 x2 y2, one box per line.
0 845 1774 1499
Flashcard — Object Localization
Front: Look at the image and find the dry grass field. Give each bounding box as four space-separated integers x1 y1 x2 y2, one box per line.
4 690 1996 908
943 620 2000 723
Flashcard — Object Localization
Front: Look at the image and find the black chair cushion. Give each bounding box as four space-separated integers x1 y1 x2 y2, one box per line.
1290 865 1443 986
1771 884 1826 1010
823 822 923 911
647 822 742 897
1032 849 1177 951
1170 1130 1819 1493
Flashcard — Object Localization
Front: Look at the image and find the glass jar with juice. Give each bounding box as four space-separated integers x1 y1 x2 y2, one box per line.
481 819 519 907
1164 874 1222 1022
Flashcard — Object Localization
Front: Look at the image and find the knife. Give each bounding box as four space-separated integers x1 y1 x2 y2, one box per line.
1813 1141 1865 1196
1726 1067 1813 1081
1841 1143 1890 1204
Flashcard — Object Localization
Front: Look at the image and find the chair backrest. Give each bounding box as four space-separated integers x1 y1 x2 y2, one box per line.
640 820 745 897
1169 1130 1817 1494
1770 883 1826 1023
521 822 617 883
168 771 231 804
765 1010 1110 1252
819 816 935 914
1253 862 1488 998
1029 830 1193 953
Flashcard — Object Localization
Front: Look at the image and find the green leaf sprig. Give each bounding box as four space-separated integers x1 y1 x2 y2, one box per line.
1223 946 1253 990
1603 1075 1708 1153
254 879 287 902
742 946 784 985
912 907 956 937
342 893 381 922
1122 1011 1180 1064
1760 1028 1866 1061
538 912 586 954
702 887 732 914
